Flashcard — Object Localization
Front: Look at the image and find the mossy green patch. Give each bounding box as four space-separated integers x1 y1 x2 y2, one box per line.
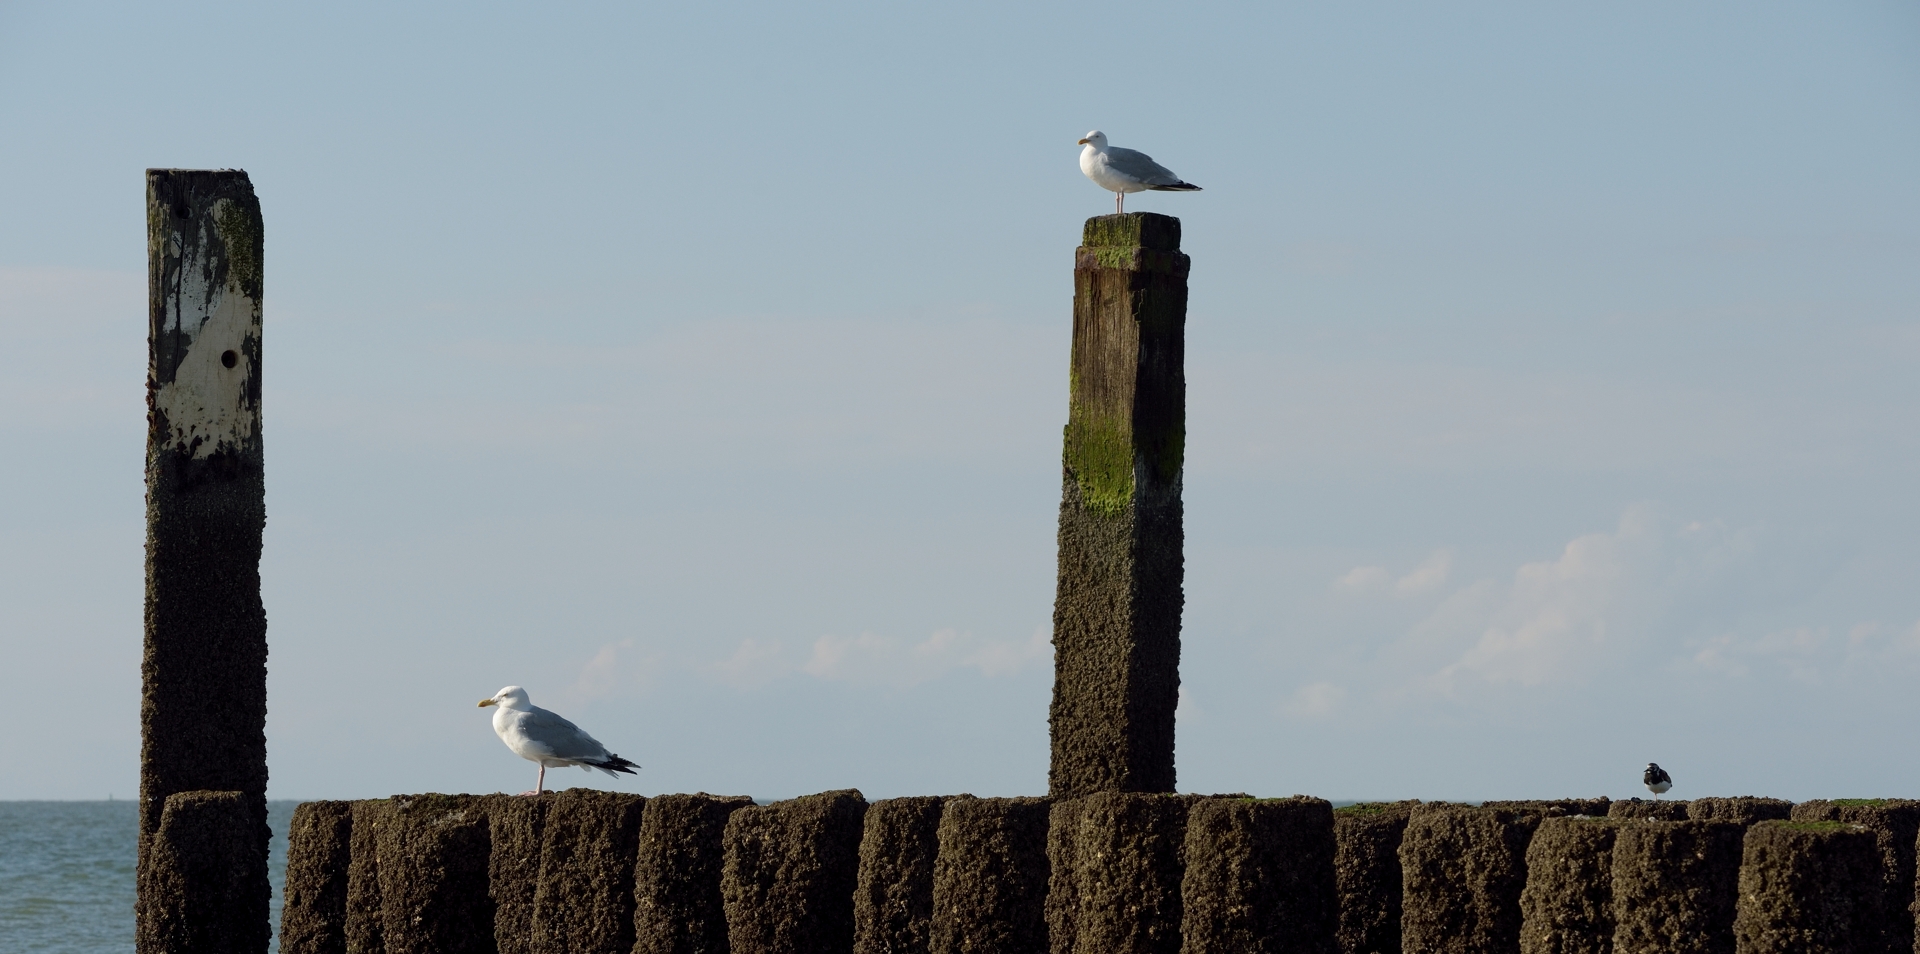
1087 246 1140 270
147 193 168 262
1829 798 1891 807
1335 802 1397 816
1082 212 1181 251
1065 416 1133 515
213 196 263 301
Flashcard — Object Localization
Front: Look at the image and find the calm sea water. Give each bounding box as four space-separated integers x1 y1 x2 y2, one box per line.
0 801 299 954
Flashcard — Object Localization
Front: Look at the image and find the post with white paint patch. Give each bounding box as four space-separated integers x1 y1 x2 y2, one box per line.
136 170 269 954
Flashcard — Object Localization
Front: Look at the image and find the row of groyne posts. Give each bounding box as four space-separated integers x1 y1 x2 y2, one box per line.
135 169 1912 954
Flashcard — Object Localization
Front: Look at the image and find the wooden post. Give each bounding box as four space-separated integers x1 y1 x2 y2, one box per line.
1180 796 1337 953
137 169 268 954
722 790 869 954
135 791 263 954
1049 212 1187 798
928 797 1052 954
854 796 949 954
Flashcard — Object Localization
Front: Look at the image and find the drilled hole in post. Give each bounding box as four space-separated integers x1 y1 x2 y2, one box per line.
220 350 237 368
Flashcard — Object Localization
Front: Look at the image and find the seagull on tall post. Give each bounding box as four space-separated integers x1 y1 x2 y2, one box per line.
1644 762 1673 800
478 686 639 796
1077 130 1202 214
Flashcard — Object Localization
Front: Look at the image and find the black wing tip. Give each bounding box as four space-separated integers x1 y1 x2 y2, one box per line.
594 755 641 775
1148 183 1203 192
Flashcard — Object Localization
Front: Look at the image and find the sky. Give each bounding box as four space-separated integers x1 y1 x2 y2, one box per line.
2 1 1919 803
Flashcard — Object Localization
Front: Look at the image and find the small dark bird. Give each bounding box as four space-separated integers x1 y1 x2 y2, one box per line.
1643 762 1673 799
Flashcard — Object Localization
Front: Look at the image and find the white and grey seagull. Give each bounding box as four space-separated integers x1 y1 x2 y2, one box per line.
1643 762 1673 800
478 686 638 796
1077 130 1203 214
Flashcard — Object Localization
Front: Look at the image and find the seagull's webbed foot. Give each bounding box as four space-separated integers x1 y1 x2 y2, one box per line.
514 789 545 797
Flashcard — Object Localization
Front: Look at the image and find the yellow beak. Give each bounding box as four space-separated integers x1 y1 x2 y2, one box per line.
1078 138 1090 145
477 698 496 707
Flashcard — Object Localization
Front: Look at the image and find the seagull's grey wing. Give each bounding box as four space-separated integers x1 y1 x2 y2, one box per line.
520 706 612 761
1104 146 1188 187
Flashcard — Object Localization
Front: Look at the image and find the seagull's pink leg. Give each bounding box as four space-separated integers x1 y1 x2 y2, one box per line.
516 763 547 797
1115 192 1124 214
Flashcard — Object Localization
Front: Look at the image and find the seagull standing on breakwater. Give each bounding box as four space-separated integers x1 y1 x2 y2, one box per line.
1078 131 1202 214
478 686 639 796
1644 762 1673 799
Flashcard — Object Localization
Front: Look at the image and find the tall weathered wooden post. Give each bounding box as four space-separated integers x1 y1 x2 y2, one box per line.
1048 212 1186 798
136 169 269 954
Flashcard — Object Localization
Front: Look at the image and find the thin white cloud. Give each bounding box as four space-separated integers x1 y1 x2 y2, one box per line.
1334 565 1391 594
1284 682 1347 719
1395 550 1453 597
802 626 1050 688
567 638 660 704
1423 508 1660 690
712 637 790 689
1689 618 1920 683
1333 550 1453 599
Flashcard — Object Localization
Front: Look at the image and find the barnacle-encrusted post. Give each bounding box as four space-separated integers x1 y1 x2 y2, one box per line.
137 169 268 954
1048 212 1187 798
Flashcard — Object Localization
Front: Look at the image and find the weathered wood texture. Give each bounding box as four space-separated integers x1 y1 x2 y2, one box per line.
490 795 551 954
1333 802 1418 954
1609 799 1689 821
1180 796 1337 954
1399 804 1546 954
1687 798 1793 826
722 789 869 954
376 795 496 954
134 791 268 954
1048 792 1204 954
138 168 268 954
1733 821 1883 954
1517 816 1617 954
281 800 356 954
345 799 393 954
633 793 754 954
1610 820 1744 954
855 796 950 954
1788 800 1920 954
530 790 647 954
1050 212 1189 798
930 796 1052 954
1484 799 1610 818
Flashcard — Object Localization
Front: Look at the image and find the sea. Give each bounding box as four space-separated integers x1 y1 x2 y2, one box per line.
0 801 300 954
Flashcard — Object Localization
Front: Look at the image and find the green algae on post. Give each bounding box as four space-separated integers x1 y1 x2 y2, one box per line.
1050 212 1189 800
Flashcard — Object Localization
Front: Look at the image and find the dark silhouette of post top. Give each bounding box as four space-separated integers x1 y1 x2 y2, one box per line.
137 169 269 954
1049 212 1187 798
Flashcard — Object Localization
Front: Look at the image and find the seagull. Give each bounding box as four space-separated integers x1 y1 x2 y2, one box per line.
1643 762 1673 799
1077 130 1202 214
478 686 639 796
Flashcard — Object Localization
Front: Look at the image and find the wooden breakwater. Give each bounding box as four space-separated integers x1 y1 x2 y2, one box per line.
127 184 1913 954
271 792 1916 954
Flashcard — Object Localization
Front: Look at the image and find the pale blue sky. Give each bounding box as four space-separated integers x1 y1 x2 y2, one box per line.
3 2 1919 802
